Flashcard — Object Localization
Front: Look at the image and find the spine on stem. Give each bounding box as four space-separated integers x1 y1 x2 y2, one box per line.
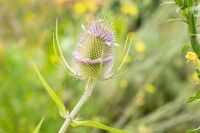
59 78 94 133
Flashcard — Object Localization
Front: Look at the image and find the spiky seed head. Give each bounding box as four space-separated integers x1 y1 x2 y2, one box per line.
73 16 115 79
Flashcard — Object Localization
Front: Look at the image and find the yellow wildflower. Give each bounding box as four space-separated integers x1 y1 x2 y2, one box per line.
135 42 146 53
85 0 97 12
137 124 152 133
124 55 132 64
119 79 128 89
145 84 156 94
49 54 58 63
135 97 145 106
128 32 137 40
0 44 4 58
192 72 199 81
25 12 33 24
74 1 86 14
121 5 138 16
185 52 198 62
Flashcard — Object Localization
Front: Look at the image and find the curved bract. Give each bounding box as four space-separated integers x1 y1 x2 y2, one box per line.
54 13 132 80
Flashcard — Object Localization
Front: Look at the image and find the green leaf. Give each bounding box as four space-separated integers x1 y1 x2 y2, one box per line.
180 45 191 55
55 19 74 74
104 35 132 80
31 59 69 118
186 89 200 102
175 0 183 7
33 117 45 133
71 120 129 133
187 126 200 133
196 69 200 79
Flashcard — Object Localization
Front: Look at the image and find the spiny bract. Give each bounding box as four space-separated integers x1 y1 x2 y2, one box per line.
72 16 116 79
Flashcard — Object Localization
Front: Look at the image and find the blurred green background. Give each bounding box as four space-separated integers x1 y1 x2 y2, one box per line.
1 0 200 133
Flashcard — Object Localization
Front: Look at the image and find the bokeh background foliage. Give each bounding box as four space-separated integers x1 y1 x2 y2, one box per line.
0 0 200 133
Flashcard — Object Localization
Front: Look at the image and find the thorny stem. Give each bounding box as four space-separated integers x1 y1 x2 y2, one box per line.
59 78 94 133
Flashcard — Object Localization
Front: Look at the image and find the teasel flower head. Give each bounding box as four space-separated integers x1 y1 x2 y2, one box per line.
53 13 132 80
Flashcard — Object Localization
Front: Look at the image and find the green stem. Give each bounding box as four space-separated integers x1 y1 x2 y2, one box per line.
187 0 200 58
59 78 94 133
188 13 200 56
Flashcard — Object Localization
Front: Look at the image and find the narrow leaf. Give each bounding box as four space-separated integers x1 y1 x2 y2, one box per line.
71 120 129 133
53 33 73 76
160 1 175 6
165 19 187 23
187 126 200 133
31 59 69 118
175 0 183 7
179 45 190 55
186 89 200 102
33 117 45 133
103 35 132 80
55 19 74 74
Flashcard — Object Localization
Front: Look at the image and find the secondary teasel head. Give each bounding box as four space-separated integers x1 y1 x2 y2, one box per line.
54 14 131 81
72 16 116 79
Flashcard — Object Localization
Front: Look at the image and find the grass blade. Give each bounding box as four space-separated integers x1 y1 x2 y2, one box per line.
160 1 175 6
55 19 74 73
186 89 200 102
179 45 191 55
71 120 129 133
31 59 69 118
33 117 45 133
187 126 200 133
